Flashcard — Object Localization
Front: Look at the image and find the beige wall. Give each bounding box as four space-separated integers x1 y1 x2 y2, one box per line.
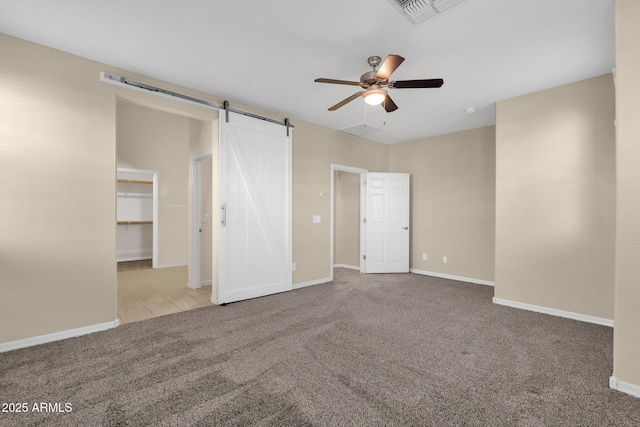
334 170 361 268
292 122 389 284
613 0 640 389
0 33 218 344
389 127 496 281
117 100 190 267
495 74 616 320
0 34 117 342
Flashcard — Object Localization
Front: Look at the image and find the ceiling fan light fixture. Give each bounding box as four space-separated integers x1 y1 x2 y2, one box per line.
363 88 387 105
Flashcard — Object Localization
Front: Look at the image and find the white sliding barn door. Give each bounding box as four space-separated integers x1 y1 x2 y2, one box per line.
218 111 292 304
365 173 410 273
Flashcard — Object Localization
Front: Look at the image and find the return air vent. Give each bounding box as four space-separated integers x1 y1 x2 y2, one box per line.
340 123 382 137
388 0 463 24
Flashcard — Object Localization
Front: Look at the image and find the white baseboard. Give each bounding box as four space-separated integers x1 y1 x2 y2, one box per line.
0 319 120 353
211 297 219 305
610 376 640 398
410 269 495 286
117 256 152 262
187 280 213 290
293 276 332 290
333 264 360 271
493 297 614 327
156 263 188 269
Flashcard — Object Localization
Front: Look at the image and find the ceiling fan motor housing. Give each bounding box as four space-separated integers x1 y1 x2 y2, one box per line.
360 70 379 87
314 53 443 112
361 56 384 87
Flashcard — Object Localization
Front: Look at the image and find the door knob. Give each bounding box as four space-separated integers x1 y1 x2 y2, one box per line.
402 226 408 230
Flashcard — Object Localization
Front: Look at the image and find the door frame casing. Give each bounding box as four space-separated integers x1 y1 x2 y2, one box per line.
189 151 213 289
330 164 367 281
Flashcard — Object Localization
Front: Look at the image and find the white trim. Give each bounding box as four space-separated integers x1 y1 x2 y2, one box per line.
492 297 614 327
189 279 212 289
211 297 219 305
610 376 640 398
333 264 360 271
116 255 152 263
152 172 159 268
190 152 213 290
156 263 188 269
330 164 368 282
293 277 332 290
410 269 495 286
0 320 119 353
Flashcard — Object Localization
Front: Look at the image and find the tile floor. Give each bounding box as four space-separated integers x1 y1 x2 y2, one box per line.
117 265 212 324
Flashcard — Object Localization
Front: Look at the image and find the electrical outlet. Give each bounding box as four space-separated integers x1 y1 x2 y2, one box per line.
422 253 427 260
292 263 296 272
443 256 448 264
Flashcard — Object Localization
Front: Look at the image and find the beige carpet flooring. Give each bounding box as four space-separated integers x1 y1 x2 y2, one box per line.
1 268 639 426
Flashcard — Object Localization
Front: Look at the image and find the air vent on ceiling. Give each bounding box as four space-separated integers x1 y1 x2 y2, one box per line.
388 0 463 24
340 123 382 138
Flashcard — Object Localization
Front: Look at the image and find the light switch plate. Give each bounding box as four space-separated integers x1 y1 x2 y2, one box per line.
313 215 321 223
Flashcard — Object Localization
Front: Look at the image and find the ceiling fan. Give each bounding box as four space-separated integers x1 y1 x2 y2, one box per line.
315 54 444 112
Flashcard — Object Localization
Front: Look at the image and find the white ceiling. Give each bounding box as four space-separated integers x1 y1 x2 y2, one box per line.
0 0 614 144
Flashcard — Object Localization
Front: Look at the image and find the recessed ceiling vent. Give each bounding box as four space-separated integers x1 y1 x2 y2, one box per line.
340 123 382 137
388 0 463 24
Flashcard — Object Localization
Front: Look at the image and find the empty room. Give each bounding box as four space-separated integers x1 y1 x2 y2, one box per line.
1 0 639 425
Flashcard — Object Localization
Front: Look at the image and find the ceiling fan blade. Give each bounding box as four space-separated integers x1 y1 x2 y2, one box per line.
382 95 398 112
393 78 444 89
315 78 361 86
328 91 365 111
375 55 405 80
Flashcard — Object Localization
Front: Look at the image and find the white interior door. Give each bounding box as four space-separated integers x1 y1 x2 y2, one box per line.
200 157 213 286
365 173 410 273
189 154 213 290
218 111 292 304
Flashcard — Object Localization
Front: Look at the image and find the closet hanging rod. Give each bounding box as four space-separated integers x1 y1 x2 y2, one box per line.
117 179 153 185
100 72 294 130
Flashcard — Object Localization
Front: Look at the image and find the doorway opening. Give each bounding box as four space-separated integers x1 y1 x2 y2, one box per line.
117 167 158 270
330 164 366 281
190 152 214 291
116 99 217 324
331 166 411 278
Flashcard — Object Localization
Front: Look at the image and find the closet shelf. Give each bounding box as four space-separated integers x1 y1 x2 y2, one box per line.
117 221 153 225
117 179 153 185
